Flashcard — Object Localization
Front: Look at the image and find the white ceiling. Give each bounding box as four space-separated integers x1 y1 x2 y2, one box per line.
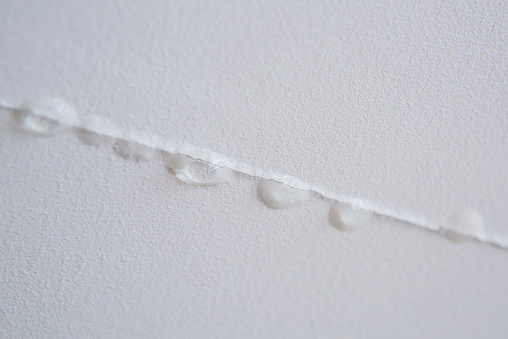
1 0 507 337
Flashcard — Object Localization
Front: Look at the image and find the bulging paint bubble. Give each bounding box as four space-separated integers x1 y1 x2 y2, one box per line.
77 116 120 147
329 201 373 231
258 179 308 209
113 139 155 162
442 208 485 242
163 152 233 186
14 98 79 136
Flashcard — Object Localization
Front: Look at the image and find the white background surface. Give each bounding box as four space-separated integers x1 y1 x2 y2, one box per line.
1 0 508 338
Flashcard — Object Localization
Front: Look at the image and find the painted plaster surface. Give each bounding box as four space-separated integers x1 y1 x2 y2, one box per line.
1 117 508 337
1 0 508 337
1 0 507 236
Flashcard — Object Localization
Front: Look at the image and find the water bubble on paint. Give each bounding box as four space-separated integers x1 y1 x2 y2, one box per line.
329 201 373 231
163 152 233 186
113 139 155 162
14 98 78 136
442 208 485 242
258 179 308 209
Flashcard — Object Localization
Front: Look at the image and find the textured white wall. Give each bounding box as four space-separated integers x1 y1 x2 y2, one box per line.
1 0 507 338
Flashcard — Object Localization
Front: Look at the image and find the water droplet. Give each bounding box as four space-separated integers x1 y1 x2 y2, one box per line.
442 208 485 242
14 98 79 136
77 116 119 147
257 179 308 209
329 201 373 231
113 139 155 162
163 152 233 186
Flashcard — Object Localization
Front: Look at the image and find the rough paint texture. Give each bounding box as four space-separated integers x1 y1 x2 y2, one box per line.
1 0 508 337
2 118 508 338
1 0 507 235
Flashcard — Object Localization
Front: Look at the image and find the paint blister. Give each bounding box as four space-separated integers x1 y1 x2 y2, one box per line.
14 98 78 136
113 139 156 162
329 201 373 231
258 179 308 209
442 208 485 242
163 152 233 186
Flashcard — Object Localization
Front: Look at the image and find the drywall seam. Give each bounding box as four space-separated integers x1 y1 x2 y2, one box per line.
1 98 506 250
